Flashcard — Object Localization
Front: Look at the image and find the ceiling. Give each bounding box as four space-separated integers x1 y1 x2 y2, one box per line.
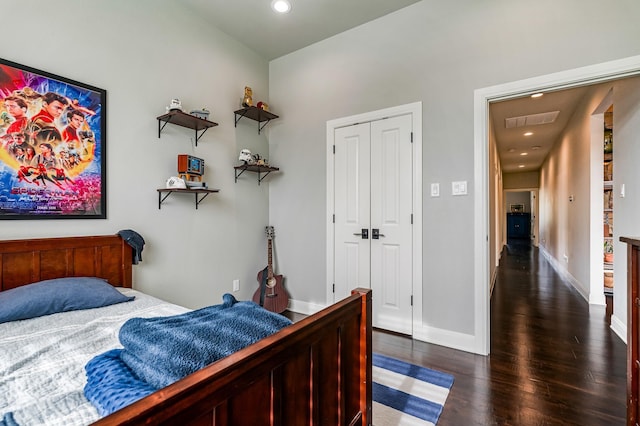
490 86 593 174
179 0 422 61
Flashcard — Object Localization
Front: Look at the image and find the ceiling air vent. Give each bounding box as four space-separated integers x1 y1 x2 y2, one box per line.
505 111 560 129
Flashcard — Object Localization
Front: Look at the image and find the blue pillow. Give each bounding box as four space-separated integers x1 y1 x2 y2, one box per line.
0 277 135 324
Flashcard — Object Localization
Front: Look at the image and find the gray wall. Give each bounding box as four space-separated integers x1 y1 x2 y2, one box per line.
505 192 531 213
269 0 640 345
2 1 272 309
4 0 640 352
611 78 640 334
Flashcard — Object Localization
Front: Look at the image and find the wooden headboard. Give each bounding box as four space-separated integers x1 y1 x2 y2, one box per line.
0 235 133 292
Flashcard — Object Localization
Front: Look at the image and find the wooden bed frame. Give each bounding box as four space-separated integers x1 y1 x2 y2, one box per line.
0 234 372 425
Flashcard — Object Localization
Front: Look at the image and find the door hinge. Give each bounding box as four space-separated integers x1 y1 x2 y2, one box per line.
333 283 335 293
332 214 335 223
410 132 413 143
411 214 413 224
333 145 335 154
411 295 413 306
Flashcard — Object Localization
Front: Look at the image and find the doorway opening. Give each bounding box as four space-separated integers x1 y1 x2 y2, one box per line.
474 54 640 355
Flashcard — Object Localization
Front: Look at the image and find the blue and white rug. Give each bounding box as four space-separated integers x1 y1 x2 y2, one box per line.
372 353 454 426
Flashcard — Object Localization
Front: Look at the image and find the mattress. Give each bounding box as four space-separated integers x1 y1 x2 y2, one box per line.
0 289 189 426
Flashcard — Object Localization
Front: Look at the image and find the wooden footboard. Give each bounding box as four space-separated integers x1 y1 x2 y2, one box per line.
0 234 372 425
94 287 372 426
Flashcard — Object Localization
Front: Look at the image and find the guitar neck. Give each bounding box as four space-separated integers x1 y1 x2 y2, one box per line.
267 238 274 279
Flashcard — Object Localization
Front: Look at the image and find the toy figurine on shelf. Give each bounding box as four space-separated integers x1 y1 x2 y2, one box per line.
239 149 254 165
167 99 183 112
242 86 253 107
256 101 269 112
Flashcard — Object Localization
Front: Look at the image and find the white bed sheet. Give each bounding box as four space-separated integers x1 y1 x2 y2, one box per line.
0 288 189 426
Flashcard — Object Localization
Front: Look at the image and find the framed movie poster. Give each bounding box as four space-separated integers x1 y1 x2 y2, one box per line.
0 58 106 219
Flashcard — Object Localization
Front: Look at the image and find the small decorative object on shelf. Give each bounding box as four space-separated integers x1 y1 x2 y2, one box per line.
167 98 183 112
604 239 614 263
177 154 205 182
190 108 210 120
239 149 254 165
242 86 253 107
166 176 187 189
257 101 269 111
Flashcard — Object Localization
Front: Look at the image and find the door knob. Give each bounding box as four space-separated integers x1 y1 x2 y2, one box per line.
353 228 369 239
372 229 385 239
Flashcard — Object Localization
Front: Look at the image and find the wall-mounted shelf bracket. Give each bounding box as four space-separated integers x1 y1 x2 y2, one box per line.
157 188 220 209
234 165 279 185
234 106 279 134
157 110 218 146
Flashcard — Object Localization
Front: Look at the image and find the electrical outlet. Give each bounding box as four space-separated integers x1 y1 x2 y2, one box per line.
233 279 240 292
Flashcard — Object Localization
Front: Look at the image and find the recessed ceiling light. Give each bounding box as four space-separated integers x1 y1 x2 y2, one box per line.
524 131 533 136
520 152 528 156
531 93 544 98
518 164 525 168
271 0 291 13
531 145 541 150
508 148 516 153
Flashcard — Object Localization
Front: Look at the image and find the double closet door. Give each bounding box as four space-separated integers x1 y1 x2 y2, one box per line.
333 114 413 335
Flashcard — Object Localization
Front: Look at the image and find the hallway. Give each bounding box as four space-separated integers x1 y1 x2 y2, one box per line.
373 239 626 425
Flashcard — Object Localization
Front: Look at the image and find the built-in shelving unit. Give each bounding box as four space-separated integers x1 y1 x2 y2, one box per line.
157 188 219 209
157 110 218 145
234 164 279 185
603 108 614 295
234 106 278 134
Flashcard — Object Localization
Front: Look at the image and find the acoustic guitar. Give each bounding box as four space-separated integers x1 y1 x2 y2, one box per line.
252 226 289 313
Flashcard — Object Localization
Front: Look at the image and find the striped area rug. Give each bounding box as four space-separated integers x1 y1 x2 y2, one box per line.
372 353 454 426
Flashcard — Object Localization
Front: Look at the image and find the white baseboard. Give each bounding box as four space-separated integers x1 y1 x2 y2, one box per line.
413 323 478 354
290 298 482 354
539 246 589 303
287 298 326 316
610 313 627 344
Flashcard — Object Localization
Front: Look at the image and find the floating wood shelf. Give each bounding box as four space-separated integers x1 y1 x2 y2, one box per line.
234 164 279 185
234 106 278 134
157 110 218 145
157 188 219 209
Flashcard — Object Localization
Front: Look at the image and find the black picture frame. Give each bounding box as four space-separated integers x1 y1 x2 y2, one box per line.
0 57 106 219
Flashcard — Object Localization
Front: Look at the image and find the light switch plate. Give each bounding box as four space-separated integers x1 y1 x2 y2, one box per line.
452 181 467 196
431 183 440 197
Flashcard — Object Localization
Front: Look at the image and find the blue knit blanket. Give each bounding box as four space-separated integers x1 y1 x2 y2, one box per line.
84 294 291 416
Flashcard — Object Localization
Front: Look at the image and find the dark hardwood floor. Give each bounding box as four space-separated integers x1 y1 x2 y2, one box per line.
373 238 627 425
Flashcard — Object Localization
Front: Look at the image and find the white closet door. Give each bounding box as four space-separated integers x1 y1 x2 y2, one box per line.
334 123 371 300
370 114 413 334
333 115 413 335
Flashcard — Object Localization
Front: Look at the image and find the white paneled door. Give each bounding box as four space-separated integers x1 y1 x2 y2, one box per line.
333 114 413 334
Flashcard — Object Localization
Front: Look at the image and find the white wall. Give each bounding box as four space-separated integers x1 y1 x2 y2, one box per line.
2 1 272 309
269 0 640 350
